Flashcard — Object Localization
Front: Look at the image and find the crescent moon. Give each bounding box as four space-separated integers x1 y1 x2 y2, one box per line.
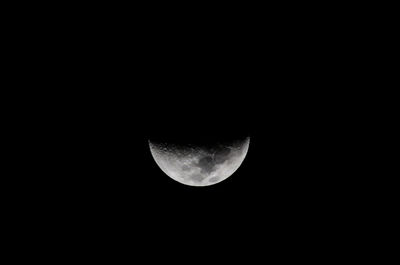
149 137 250 187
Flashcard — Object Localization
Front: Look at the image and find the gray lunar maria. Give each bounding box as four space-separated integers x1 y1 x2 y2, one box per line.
149 137 250 187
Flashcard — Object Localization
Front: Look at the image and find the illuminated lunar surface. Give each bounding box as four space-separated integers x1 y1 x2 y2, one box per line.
149 137 250 187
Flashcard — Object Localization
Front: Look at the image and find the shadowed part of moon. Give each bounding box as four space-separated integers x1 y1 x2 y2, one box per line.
214 147 231 164
197 156 215 174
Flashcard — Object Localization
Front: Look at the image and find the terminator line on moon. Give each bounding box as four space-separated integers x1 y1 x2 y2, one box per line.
149 137 250 186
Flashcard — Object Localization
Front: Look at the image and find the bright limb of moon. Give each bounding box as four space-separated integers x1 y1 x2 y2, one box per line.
149 137 250 187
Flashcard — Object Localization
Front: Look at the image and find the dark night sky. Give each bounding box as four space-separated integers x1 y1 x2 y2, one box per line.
50 39 342 223
57 63 344 241
4 1 380 260
28 11 360 257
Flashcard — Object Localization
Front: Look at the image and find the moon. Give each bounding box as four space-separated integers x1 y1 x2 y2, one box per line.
149 137 250 187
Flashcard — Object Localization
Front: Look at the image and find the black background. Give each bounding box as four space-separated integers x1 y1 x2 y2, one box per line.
16 6 366 259
48 47 347 252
